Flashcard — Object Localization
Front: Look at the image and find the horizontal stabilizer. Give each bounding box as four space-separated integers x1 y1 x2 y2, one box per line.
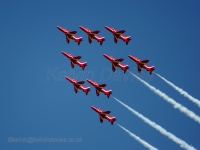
79 62 87 70
108 116 116 125
146 66 155 75
74 36 82 39
81 86 90 95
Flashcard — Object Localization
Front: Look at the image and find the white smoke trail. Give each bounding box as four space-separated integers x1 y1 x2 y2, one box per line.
114 97 196 150
155 73 200 108
129 72 200 124
117 123 158 150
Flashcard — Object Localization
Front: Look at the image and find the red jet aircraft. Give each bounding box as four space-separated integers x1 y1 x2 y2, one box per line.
62 51 87 70
103 54 129 73
57 26 83 45
128 55 155 75
65 76 90 95
79 26 105 45
86 79 112 98
91 106 116 125
104 26 131 45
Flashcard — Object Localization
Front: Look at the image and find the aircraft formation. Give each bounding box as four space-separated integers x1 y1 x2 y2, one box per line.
57 25 155 125
57 26 131 45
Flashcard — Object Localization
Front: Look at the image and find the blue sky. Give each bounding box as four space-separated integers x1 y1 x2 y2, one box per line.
1 0 200 149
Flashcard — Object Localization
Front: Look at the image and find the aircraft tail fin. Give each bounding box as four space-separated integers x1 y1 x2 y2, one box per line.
95 36 105 46
102 89 112 98
118 64 129 73
81 86 90 95
108 116 116 125
146 66 155 75
79 62 87 70
121 35 131 45
73 36 83 45
77 40 82 45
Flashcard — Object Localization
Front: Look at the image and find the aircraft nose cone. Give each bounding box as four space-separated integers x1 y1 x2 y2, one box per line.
91 106 95 110
87 79 93 84
103 54 109 58
79 26 84 29
128 55 133 59
57 26 62 30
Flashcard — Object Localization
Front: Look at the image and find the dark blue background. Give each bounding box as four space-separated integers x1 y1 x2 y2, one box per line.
1 0 200 149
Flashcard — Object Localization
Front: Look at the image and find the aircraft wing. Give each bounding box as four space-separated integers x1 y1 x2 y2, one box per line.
73 56 82 60
100 116 104 123
88 36 92 43
96 89 100 96
99 84 106 87
115 58 124 62
114 35 118 43
141 60 149 64
138 65 142 73
71 61 75 68
91 30 100 34
116 30 125 34
74 86 78 93
66 36 70 43
103 111 111 114
112 64 116 72
69 31 77 34
76 81 85 85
